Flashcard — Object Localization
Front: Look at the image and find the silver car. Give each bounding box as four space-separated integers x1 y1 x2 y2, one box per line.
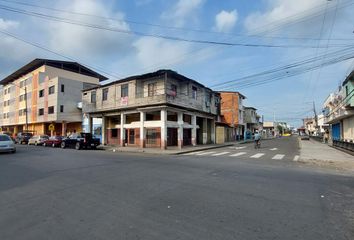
0 134 16 153
28 135 49 146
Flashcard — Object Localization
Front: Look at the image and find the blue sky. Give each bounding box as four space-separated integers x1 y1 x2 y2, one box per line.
0 0 353 127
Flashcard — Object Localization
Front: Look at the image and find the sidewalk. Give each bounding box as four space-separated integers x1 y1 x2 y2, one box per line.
299 138 354 171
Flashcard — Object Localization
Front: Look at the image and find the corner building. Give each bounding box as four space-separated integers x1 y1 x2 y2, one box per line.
82 70 220 149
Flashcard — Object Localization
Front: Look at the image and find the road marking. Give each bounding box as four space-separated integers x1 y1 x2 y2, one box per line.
270 148 278 151
228 146 246 150
196 151 216 156
230 152 246 157
183 152 201 155
293 155 300 161
250 153 265 158
272 154 285 160
212 152 230 156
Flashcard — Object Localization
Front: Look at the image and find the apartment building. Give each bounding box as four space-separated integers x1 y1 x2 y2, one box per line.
82 70 220 149
244 107 259 138
0 59 107 136
218 91 246 141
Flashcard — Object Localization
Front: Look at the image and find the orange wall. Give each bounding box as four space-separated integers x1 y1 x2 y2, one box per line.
220 92 240 126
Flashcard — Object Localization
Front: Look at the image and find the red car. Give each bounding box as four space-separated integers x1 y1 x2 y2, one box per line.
43 136 63 147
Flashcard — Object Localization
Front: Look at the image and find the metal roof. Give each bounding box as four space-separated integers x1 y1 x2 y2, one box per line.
0 59 108 85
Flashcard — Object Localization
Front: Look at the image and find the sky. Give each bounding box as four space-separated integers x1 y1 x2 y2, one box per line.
0 0 353 127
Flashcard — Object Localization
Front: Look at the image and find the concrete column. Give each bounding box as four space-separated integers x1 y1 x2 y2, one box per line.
191 115 197 146
211 119 216 143
87 116 93 134
161 109 167 149
120 113 125 147
61 121 67 136
202 118 208 144
101 116 106 145
140 111 146 148
177 112 183 149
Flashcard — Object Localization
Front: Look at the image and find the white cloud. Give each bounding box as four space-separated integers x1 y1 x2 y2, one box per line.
47 0 132 61
244 0 324 34
161 0 205 27
214 10 238 33
0 18 19 30
132 37 191 70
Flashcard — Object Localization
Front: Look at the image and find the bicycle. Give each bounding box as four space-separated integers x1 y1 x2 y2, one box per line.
254 140 261 149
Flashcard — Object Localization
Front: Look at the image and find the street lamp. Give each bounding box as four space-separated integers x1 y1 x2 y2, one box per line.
9 82 28 132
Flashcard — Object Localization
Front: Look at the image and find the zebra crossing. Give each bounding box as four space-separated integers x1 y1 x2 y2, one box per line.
182 148 299 161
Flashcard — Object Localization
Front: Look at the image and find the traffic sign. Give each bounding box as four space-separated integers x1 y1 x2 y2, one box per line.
48 124 55 131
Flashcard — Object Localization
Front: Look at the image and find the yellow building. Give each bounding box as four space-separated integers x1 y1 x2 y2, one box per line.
0 59 107 136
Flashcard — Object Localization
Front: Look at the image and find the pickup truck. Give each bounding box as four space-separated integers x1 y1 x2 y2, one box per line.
60 133 100 150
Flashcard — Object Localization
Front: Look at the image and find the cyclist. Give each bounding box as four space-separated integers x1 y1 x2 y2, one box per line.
254 130 261 149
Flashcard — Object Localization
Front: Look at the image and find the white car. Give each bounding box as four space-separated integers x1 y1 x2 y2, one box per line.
28 135 49 146
0 134 16 153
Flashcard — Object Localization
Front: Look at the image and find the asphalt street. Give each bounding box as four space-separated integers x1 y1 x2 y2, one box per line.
0 137 353 240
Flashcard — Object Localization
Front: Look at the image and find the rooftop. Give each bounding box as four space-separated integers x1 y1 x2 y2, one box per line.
0 59 108 85
83 69 215 92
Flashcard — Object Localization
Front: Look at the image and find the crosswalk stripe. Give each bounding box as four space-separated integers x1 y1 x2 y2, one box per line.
183 152 199 155
230 152 246 157
293 155 300 161
272 154 285 160
250 153 265 158
196 151 216 156
270 148 278 151
212 152 230 156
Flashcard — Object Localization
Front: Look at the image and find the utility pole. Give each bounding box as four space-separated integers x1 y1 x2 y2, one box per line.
313 101 318 135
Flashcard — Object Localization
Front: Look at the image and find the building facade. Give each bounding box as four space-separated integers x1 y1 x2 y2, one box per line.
218 91 246 141
244 107 259 139
323 71 354 142
82 70 220 149
0 59 106 136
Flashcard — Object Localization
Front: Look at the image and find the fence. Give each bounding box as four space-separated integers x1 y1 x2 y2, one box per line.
333 140 354 152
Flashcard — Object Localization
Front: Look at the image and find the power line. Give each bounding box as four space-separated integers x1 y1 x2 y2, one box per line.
0 29 123 80
0 4 353 49
1 0 353 42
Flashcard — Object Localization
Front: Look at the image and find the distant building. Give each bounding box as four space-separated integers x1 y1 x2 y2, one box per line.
82 70 220 149
0 59 106 136
244 106 259 138
218 91 246 141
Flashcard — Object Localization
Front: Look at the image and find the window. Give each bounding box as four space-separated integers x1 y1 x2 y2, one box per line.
48 106 54 114
39 108 44 116
60 105 64 113
102 88 109 101
148 83 157 97
19 94 25 102
346 85 349 96
146 129 158 145
170 84 177 96
20 81 25 88
192 86 197 100
4 88 7 94
91 91 96 103
19 109 26 116
49 86 55 95
121 84 128 97
61 84 65 93
111 129 118 138
39 89 44 98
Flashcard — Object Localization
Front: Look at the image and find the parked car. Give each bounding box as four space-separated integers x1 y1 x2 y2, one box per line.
43 136 63 147
300 133 310 140
15 132 33 144
28 135 49 146
61 133 100 150
0 134 16 153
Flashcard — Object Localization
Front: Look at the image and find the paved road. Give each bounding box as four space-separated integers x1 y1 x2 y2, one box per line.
0 137 353 240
